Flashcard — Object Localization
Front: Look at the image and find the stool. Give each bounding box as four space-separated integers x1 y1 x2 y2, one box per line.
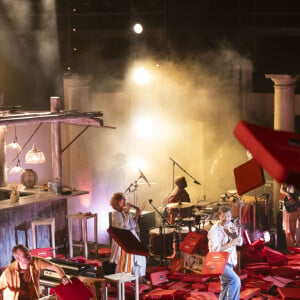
104 273 139 300
31 218 56 257
68 212 98 258
15 221 31 247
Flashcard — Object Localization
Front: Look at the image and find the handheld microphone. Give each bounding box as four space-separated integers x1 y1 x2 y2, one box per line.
148 199 153 203
194 180 201 185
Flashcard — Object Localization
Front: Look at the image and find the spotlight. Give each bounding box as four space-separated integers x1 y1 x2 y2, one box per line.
130 157 146 173
134 117 154 139
132 67 150 85
133 23 143 34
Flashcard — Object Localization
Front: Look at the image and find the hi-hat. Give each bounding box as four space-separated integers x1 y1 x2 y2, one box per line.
166 202 194 209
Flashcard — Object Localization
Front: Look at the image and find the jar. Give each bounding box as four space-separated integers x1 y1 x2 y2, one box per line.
21 169 38 188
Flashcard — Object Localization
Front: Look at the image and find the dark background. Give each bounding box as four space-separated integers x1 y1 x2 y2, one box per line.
1 0 300 109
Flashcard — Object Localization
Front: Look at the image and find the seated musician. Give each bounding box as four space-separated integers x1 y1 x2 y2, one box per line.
0 244 71 300
167 176 191 223
280 183 300 248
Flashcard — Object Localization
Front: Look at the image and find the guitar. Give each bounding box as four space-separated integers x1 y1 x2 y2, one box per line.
284 193 300 212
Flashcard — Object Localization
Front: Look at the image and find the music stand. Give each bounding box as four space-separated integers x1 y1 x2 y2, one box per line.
107 226 149 256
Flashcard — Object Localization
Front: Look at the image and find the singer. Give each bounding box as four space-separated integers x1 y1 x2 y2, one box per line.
208 206 243 300
109 192 146 278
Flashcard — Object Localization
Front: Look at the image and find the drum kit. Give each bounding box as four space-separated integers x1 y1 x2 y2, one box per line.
148 200 217 261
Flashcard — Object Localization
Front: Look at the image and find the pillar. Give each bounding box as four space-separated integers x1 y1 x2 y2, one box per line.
265 74 300 223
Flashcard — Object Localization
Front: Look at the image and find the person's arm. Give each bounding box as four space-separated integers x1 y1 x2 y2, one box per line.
0 270 8 291
46 263 71 285
37 258 71 285
219 237 242 251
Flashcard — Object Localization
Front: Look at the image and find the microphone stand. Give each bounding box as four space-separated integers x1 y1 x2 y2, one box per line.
169 157 201 188
148 200 170 266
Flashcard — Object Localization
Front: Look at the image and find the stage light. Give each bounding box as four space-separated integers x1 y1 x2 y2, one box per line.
132 67 150 85
133 23 143 34
130 157 146 173
134 117 154 139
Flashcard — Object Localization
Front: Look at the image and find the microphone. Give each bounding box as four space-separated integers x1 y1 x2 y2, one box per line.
148 199 153 204
194 180 201 185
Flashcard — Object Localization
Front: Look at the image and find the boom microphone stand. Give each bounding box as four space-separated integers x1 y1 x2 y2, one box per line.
169 157 201 188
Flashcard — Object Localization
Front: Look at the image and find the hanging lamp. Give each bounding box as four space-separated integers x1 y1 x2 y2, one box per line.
25 144 46 164
7 126 21 152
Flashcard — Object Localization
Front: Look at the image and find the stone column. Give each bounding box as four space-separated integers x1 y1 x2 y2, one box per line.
265 74 300 223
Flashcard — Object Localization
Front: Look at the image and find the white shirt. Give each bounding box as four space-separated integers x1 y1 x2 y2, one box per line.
208 221 243 266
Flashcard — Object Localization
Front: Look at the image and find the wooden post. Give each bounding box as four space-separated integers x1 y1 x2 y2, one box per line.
51 96 62 193
0 94 7 187
0 126 7 187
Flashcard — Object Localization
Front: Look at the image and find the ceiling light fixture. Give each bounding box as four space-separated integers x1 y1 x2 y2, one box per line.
25 144 46 164
7 126 21 152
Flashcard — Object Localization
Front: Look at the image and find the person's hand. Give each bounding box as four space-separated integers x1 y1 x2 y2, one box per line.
61 275 72 285
231 236 242 246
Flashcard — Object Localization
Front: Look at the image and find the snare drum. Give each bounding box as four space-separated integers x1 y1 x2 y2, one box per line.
149 227 174 256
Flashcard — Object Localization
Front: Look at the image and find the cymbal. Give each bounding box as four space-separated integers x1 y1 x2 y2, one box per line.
138 168 151 187
166 202 194 209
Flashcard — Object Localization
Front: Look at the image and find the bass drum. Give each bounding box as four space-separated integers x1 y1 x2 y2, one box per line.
149 227 174 256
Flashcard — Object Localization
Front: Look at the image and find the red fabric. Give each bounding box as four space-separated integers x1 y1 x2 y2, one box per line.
244 264 272 276
144 288 177 300
243 278 273 292
207 281 221 293
69 256 87 263
90 247 112 256
251 239 265 250
191 283 208 291
284 253 300 261
277 287 300 299
186 291 218 300
234 158 265 195
167 273 185 281
288 247 300 254
239 287 261 300
181 273 210 283
51 277 92 300
271 266 298 279
85 259 102 267
234 120 300 186
265 247 287 266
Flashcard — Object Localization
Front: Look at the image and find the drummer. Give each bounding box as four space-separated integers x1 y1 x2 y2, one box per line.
167 176 191 223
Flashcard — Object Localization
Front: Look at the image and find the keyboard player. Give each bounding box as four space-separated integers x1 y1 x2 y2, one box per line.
0 244 71 300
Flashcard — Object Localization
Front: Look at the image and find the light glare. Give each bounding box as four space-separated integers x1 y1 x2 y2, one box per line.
133 23 143 34
132 67 150 85
134 118 154 139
